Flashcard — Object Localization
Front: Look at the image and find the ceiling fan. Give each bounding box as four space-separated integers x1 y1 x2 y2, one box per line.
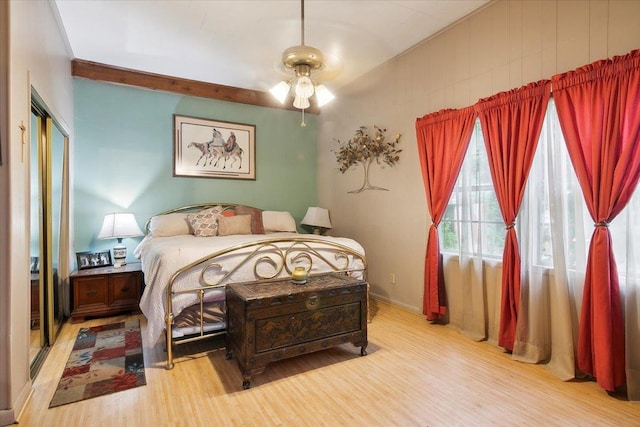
270 0 335 126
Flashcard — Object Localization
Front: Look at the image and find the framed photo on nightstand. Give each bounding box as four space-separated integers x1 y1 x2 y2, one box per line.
76 250 112 270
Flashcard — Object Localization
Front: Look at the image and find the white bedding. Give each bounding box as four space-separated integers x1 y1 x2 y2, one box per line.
134 232 365 345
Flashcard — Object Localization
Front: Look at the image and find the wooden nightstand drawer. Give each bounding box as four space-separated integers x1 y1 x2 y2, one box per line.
74 276 109 310
109 272 141 307
71 262 143 323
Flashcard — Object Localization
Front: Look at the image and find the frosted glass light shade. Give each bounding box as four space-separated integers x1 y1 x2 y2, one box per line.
293 96 310 109
294 75 314 98
301 207 332 234
314 84 335 107
269 81 290 104
269 79 334 109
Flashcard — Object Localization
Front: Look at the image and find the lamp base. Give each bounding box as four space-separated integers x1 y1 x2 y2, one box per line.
312 227 328 236
113 243 127 267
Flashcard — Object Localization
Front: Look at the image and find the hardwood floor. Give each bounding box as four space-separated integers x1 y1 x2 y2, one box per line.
14 300 640 426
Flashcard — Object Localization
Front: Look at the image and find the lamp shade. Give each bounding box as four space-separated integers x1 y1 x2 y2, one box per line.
294 75 315 98
269 81 290 104
301 207 332 229
314 84 335 107
97 213 144 240
293 95 311 109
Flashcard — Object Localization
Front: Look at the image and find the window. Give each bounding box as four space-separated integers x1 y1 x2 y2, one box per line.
440 120 504 258
440 100 639 280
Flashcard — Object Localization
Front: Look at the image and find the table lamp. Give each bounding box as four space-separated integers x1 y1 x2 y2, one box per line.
301 207 332 235
97 212 144 267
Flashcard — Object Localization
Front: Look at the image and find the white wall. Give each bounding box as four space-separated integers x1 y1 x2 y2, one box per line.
0 0 10 419
317 0 640 312
0 1 73 423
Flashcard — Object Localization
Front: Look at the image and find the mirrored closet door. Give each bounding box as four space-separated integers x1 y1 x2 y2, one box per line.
29 95 69 378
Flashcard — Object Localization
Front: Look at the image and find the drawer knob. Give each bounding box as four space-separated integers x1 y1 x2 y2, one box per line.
121 287 129 292
86 290 97 297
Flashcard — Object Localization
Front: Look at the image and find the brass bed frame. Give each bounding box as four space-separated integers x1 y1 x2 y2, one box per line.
143 204 368 369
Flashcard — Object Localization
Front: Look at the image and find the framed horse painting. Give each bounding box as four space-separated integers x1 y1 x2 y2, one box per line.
173 114 256 180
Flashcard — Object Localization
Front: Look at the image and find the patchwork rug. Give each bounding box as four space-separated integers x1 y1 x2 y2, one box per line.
49 319 146 408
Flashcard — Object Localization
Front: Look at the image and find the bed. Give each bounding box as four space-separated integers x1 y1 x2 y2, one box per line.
134 203 367 369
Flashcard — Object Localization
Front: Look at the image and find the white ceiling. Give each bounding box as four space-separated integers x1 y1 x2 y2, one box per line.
53 0 489 94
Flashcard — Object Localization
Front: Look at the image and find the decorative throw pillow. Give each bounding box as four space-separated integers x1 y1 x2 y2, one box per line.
234 205 265 234
262 211 298 233
149 213 190 237
217 214 252 236
187 206 224 237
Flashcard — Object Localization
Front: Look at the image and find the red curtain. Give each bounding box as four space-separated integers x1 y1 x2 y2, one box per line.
416 107 476 321
475 81 551 350
552 49 640 391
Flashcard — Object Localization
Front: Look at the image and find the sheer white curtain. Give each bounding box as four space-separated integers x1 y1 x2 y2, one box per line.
515 99 640 397
515 100 582 379
612 173 640 400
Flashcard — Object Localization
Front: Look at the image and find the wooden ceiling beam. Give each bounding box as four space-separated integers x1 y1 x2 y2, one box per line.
71 59 320 114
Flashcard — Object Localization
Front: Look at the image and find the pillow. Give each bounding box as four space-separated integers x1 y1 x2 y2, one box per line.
262 211 298 233
217 214 252 236
149 213 190 237
234 205 265 234
187 206 224 237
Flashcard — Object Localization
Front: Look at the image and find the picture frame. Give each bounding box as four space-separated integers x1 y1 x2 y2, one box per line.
76 250 112 270
173 114 256 180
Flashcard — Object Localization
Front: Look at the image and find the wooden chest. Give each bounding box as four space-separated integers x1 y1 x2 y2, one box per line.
225 273 368 389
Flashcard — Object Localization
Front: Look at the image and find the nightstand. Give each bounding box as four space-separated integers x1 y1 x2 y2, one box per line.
70 262 143 323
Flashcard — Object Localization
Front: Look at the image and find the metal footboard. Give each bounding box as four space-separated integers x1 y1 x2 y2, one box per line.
163 236 367 369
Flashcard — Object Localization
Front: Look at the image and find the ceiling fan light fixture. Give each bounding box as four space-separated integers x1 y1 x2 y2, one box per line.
271 0 335 118
269 81 291 104
314 84 335 107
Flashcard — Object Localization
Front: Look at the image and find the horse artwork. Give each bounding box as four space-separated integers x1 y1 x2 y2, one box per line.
174 115 255 180
186 128 227 167
214 131 244 169
186 141 220 167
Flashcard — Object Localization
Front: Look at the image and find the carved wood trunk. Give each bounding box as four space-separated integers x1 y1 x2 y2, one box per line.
225 273 368 389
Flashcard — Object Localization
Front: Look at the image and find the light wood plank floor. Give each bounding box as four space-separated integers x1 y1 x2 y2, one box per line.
14 300 640 426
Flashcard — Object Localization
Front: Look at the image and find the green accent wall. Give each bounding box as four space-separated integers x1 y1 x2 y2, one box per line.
73 79 317 262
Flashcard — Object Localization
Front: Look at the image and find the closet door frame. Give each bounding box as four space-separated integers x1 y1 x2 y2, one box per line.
30 94 69 378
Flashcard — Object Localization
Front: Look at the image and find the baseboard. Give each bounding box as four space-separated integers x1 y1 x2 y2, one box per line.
0 380 32 426
369 292 420 314
0 409 16 427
